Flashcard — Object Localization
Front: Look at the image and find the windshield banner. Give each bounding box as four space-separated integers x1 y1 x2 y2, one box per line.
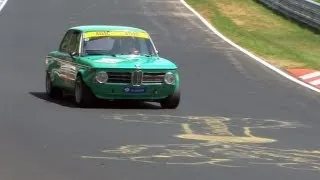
83 31 150 39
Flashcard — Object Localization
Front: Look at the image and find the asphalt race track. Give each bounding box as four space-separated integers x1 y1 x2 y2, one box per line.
1 0 320 179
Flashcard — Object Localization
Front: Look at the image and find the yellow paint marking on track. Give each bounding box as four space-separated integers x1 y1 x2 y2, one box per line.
244 127 253 137
181 123 193 134
203 117 234 136
82 141 320 170
177 116 276 144
82 114 320 171
176 134 276 143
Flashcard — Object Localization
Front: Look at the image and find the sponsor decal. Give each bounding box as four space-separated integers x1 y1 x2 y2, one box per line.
84 31 150 39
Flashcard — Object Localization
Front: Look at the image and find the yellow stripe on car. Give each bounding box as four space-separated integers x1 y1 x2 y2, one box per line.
83 31 150 39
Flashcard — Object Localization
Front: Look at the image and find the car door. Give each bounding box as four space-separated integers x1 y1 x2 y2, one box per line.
56 30 81 90
60 30 81 90
48 30 74 88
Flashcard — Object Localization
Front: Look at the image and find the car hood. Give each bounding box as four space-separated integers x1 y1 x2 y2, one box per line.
80 55 177 69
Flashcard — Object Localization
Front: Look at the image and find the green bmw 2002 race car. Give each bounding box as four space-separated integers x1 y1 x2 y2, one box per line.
45 25 180 108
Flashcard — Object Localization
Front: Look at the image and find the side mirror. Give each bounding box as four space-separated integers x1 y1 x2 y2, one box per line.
69 51 78 60
155 50 159 55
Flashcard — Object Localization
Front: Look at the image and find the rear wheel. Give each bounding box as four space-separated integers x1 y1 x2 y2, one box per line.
74 75 95 107
45 72 63 99
160 87 180 109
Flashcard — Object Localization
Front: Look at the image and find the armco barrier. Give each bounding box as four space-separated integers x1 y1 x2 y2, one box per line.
257 0 320 30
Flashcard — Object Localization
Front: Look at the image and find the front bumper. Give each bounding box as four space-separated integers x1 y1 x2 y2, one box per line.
88 83 177 100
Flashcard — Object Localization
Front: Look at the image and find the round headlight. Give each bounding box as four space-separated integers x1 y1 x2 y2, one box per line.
95 71 108 83
164 72 176 85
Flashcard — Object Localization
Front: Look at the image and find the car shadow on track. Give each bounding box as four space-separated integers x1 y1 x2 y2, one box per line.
28 92 162 109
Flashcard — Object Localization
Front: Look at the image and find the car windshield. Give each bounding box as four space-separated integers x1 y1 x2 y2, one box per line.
82 35 157 56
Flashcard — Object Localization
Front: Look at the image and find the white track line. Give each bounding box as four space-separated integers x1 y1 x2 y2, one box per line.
0 0 8 13
179 0 320 93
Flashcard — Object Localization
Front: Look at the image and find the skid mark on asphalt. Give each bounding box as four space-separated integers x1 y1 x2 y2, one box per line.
139 0 239 52
81 114 320 172
139 0 182 42
224 51 256 81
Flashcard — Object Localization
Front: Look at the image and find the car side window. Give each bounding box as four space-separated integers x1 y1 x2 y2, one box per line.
68 31 81 54
59 30 73 53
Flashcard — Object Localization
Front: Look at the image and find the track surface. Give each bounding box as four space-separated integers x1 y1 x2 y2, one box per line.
1 0 320 179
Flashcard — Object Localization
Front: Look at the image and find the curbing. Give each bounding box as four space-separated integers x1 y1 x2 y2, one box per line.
179 0 320 94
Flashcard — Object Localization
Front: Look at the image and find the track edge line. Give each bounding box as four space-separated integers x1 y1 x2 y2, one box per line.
179 0 320 94
0 0 8 13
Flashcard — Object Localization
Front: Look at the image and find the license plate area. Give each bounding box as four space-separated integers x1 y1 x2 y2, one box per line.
123 87 146 93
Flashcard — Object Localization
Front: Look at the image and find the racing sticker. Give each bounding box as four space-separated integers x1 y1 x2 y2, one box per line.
84 31 150 39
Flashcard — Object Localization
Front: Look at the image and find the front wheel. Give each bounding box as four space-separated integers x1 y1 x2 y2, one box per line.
74 75 95 107
160 87 180 109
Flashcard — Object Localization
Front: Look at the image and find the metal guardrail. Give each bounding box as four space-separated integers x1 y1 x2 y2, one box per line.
257 0 320 30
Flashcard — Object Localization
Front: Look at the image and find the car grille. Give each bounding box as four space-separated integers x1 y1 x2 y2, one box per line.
107 71 165 85
143 73 165 83
107 72 131 83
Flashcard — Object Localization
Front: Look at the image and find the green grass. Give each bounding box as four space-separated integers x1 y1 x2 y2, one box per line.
185 0 320 70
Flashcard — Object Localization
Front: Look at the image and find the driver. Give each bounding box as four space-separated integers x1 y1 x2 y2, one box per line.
121 37 140 55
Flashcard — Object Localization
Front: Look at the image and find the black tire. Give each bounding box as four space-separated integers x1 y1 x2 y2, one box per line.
45 72 63 99
160 87 180 109
74 75 95 107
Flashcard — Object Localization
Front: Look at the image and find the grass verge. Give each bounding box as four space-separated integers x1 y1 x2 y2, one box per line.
184 0 320 70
